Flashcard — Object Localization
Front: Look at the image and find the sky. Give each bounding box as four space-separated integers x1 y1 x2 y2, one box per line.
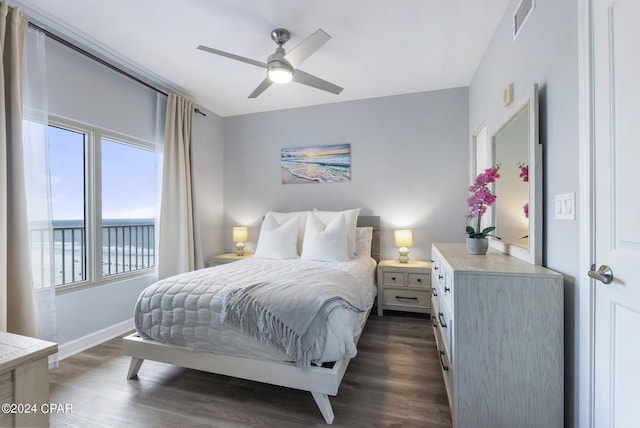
48 126 157 221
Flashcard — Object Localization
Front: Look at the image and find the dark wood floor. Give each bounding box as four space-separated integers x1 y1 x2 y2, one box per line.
49 312 452 427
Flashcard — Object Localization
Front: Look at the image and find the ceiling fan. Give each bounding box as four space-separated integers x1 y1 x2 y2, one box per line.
197 28 343 98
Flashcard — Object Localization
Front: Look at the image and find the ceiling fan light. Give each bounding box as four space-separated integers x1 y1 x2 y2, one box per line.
268 66 293 84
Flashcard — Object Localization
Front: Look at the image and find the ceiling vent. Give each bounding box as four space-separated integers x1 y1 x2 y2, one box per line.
513 0 534 39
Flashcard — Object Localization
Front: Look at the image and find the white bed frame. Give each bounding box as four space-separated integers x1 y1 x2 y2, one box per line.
122 216 380 424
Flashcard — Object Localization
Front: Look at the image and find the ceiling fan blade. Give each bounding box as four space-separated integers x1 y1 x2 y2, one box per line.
293 70 343 95
197 45 267 69
248 77 273 98
284 29 331 68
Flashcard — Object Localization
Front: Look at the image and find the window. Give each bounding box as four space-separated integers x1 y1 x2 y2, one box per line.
101 138 156 276
48 125 87 286
48 119 157 289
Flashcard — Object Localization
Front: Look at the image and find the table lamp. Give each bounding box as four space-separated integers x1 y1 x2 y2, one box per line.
232 226 249 256
394 229 413 263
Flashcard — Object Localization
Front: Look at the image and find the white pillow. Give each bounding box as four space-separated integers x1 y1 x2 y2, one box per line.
312 208 361 258
301 212 349 262
254 213 299 259
355 226 373 257
267 210 308 254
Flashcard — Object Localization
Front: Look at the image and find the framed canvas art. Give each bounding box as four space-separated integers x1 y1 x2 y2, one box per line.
281 144 351 184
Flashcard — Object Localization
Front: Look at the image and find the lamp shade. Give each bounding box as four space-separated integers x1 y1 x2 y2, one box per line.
394 229 413 247
232 226 248 243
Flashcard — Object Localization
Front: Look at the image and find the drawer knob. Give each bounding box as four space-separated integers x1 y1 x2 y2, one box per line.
438 275 443 280
416 278 422 283
444 286 450 293
391 276 396 281
434 266 439 271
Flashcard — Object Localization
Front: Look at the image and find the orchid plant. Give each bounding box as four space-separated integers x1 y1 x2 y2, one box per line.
518 162 529 219
465 165 501 239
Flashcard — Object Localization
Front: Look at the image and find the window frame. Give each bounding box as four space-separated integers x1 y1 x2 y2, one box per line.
49 116 157 294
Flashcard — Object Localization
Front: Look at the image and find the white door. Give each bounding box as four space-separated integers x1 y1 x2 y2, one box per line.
592 0 640 426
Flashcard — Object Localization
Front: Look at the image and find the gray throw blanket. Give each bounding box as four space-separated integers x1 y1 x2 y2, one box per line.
219 267 366 370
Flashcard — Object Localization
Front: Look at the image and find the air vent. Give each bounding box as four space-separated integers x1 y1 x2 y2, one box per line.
513 0 534 38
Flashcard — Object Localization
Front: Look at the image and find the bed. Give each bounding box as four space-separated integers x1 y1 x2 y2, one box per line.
123 212 380 424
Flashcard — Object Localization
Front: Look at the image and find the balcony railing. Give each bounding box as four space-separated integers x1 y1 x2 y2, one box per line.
33 221 155 287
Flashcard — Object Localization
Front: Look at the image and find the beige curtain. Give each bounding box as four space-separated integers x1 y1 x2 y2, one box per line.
157 93 199 279
0 2 39 336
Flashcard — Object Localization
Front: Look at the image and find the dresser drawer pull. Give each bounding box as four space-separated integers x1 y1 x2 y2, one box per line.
391 276 397 281
438 312 447 328
444 286 450 293
431 288 437 296
396 296 418 301
434 266 439 271
431 316 438 328
439 351 449 371
416 278 422 283
438 274 443 280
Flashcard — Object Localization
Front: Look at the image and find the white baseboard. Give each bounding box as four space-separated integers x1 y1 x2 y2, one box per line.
56 318 135 361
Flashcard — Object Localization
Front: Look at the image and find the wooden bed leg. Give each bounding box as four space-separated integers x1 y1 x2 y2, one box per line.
311 391 334 424
127 357 144 379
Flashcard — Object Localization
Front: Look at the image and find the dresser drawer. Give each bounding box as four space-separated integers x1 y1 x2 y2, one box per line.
382 289 430 310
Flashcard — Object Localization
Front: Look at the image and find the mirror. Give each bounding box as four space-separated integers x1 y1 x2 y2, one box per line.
490 84 541 264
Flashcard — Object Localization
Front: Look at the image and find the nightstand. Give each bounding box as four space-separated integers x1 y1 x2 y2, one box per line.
207 253 252 267
376 259 431 316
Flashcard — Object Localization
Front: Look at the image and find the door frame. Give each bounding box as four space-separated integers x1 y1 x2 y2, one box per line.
578 0 595 427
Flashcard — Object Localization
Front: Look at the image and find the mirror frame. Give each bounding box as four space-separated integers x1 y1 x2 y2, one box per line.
489 84 541 265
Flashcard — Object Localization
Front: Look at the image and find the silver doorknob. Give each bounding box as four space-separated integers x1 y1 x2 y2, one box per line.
588 264 614 284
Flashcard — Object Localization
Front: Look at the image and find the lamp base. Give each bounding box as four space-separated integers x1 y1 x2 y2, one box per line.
398 247 409 263
235 242 245 256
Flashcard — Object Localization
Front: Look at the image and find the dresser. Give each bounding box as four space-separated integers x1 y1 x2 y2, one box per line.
376 260 431 316
0 332 58 428
430 243 563 428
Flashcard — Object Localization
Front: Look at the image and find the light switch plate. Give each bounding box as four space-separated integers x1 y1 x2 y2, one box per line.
555 193 575 220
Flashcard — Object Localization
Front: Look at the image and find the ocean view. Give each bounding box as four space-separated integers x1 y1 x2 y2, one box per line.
46 219 155 286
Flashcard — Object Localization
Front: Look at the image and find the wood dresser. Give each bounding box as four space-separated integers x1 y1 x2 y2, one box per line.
430 242 563 428
0 332 58 428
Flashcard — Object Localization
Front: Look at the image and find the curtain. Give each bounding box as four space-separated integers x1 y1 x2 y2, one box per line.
0 2 39 336
23 25 57 365
157 93 201 279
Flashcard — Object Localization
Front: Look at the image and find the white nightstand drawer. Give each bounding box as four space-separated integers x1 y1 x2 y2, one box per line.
408 273 430 287
382 271 406 286
382 289 430 309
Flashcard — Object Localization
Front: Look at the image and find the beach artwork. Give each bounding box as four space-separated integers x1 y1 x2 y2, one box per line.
281 143 351 184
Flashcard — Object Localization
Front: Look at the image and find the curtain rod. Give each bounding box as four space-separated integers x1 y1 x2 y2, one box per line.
27 22 207 117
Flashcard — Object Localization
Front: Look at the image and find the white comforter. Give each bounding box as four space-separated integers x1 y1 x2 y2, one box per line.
134 256 377 364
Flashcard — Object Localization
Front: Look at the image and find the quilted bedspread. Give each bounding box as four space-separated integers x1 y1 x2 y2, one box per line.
134 256 377 365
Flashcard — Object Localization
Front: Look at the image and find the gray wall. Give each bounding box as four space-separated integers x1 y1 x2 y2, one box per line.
46 38 224 345
222 88 470 262
468 0 579 426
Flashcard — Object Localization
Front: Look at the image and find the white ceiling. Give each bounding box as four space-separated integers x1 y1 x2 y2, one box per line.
13 0 510 117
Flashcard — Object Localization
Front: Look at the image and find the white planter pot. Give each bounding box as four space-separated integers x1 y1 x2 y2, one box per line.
466 237 489 255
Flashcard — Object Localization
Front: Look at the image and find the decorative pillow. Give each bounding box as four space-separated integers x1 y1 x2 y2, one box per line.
253 213 299 259
355 226 373 257
267 210 308 254
312 208 361 258
301 212 349 262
